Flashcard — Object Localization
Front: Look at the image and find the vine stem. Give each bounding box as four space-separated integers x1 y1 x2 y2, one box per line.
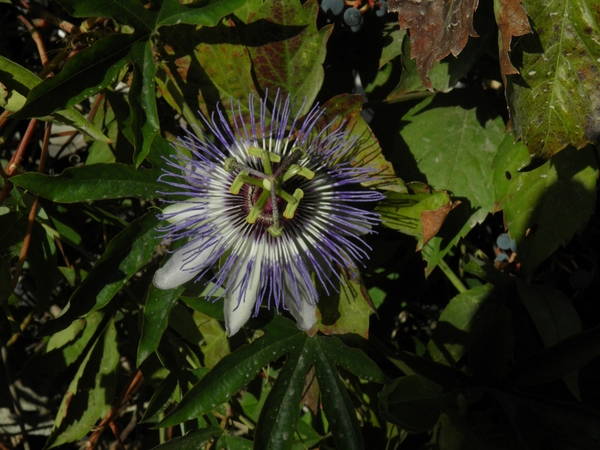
437 258 467 294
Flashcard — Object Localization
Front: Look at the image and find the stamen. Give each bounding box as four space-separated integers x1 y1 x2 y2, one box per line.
283 189 304 219
230 170 249 194
246 189 271 223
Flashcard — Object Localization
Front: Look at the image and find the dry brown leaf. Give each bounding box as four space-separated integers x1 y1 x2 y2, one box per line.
419 201 461 250
388 0 479 89
494 0 531 85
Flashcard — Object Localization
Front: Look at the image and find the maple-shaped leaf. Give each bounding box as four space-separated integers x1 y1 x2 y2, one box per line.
157 316 388 450
388 0 479 88
493 0 532 85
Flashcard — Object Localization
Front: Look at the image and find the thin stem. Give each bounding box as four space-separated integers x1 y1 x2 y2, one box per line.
437 258 467 294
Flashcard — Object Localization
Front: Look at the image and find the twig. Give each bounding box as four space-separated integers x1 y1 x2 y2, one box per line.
17 15 48 67
437 258 468 294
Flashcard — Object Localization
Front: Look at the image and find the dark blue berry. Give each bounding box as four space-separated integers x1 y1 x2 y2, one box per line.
321 0 344 15
496 233 512 251
343 7 363 27
376 0 388 17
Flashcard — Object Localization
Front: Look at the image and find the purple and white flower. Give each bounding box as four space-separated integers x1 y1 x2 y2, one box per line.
153 93 383 336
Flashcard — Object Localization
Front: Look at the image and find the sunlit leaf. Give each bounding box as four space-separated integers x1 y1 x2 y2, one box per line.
507 0 600 158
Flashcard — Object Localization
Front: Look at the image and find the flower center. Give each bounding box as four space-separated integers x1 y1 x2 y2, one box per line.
224 146 314 237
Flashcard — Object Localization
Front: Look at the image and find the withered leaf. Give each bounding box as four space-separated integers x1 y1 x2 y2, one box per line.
494 0 531 85
420 201 461 250
388 0 479 88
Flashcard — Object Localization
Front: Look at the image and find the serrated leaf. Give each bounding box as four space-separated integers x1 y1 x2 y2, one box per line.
492 135 598 275
507 0 600 158
247 0 332 114
41 213 161 336
505 325 600 387
493 0 532 85
379 22 406 68
54 0 156 33
427 284 495 367
45 318 119 448
397 92 505 274
156 0 247 27
138 285 185 367
516 280 582 399
12 33 140 119
388 0 479 88
378 375 443 433
10 163 165 203
195 311 230 369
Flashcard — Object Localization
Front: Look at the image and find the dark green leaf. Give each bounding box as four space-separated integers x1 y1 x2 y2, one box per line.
156 0 247 27
379 375 442 433
505 325 600 387
150 426 223 450
137 285 185 367
28 222 57 308
157 317 303 427
54 0 157 33
255 346 310 450
314 340 364 450
11 163 165 203
427 284 495 366
129 40 159 167
41 213 161 335
12 33 141 119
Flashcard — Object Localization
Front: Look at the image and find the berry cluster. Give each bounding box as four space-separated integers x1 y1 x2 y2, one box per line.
321 0 389 32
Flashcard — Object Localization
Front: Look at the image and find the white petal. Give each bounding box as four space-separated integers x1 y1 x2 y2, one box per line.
225 248 264 336
284 270 317 331
153 240 215 290
162 201 203 224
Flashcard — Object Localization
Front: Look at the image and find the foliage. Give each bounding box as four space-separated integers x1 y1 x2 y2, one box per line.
1 0 600 449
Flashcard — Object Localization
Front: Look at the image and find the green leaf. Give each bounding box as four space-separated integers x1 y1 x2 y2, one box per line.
317 276 372 338
41 213 161 335
516 281 582 399
427 284 495 367
375 190 453 249
246 0 332 114
508 0 600 158
397 91 505 274
255 345 311 450
379 22 406 68
387 25 488 100
12 33 141 119
313 339 364 450
137 285 185 367
149 426 223 450
28 222 57 308
0 55 110 143
319 94 405 192
379 375 443 433
10 163 165 203
129 40 159 166
54 0 157 33
195 311 230 369
156 0 247 27
492 136 598 275
45 317 119 448
505 325 600 387
157 317 303 427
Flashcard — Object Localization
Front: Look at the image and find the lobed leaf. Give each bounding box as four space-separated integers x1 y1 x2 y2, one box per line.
156 0 248 27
